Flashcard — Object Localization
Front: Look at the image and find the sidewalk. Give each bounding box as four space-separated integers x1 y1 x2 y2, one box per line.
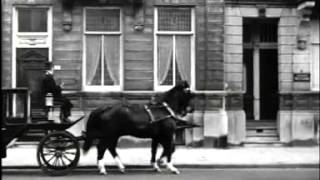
2 144 319 168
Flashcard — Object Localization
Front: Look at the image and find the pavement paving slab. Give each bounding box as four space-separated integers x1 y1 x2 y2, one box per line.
2 145 319 168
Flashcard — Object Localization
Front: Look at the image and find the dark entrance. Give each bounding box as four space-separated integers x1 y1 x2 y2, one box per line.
260 49 278 120
243 49 254 120
243 18 279 121
16 48 49 120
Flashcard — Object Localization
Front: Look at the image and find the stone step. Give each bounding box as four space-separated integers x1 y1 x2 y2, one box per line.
245 136 279 142
245 120 281 146
246 126 277 129
246 121 276 127
243 141 285 147
246 128 278 134
246 132 278 137
247 120 276 122
246 121 276 125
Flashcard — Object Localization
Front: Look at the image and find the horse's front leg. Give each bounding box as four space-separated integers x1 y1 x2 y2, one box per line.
151 139 161 172
157 150 167 166
162 141 179 174
157 142 176 166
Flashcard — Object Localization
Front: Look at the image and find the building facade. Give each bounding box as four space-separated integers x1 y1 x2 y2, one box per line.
2 0 319 147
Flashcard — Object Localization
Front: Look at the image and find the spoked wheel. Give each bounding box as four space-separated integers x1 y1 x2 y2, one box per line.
37 131 80 176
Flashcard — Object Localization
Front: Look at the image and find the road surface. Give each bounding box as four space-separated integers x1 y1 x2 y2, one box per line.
2 168 319 180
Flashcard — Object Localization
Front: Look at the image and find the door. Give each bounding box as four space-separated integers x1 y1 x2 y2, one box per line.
243 49 254 120
243 18 279 121
260 49 278 120
13 7 52 121
16 48 49 111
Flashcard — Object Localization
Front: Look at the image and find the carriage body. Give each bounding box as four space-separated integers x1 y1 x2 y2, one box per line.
2 88 83 175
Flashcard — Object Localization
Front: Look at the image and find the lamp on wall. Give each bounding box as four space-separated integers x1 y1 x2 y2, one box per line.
62 11 72 31
297 34 308 50
296 1 315 50
133 23 144 31
131 0 144 31
258 7 266 17
256 4 267 18
61 0 75 32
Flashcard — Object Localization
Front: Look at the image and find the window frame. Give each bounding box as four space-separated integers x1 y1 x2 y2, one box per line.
82 7 123 92
12 6 52 88
154 7 195 92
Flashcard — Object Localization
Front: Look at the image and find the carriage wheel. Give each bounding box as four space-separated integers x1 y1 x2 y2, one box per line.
37 131 80 176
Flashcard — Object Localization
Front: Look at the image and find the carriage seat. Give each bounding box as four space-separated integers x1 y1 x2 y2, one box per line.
31 108 49 122
31 101 63 123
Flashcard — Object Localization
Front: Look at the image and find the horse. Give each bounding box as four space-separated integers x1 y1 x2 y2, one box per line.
82 81 195 175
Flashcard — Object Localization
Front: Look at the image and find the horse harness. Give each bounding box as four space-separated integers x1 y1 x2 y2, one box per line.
144 102 178 123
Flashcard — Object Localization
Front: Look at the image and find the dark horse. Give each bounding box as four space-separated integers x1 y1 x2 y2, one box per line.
82 81 195 175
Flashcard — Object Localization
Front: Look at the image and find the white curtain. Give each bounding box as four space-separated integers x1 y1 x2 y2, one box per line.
175 35 191 84
86 35 101 85
158 35 173 85
104 35 120 85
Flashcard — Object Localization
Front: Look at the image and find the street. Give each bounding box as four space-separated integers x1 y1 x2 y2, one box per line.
2 168 319 180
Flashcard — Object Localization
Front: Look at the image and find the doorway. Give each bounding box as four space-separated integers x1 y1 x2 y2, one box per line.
243 18 279 121
16 48 49 116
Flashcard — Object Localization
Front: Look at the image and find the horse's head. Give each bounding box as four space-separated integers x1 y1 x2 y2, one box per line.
160 81 195 117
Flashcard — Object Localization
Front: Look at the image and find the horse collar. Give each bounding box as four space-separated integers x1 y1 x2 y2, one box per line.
162 102 176 117
144 102 177 123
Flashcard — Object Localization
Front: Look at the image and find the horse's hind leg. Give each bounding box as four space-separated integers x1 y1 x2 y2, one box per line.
97 141 108 175
108 139 125 173
151 139 161 172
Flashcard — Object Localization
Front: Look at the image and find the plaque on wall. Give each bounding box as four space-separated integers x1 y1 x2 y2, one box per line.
293 73 310 82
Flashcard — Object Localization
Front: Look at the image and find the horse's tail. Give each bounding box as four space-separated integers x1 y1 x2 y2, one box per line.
82 105 113 154
82 111 97 154
82 136 93 154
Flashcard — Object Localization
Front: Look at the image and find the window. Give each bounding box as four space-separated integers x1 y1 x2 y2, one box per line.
311 19 319 91
12 7 51 120
12 7 52 88
83 8 122 91
154 7 195 91
18 8 47 32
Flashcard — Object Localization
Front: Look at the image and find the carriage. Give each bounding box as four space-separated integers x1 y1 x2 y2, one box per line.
2 84 198 176
2 88 84 176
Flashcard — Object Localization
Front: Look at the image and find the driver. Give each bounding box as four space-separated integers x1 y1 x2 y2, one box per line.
41 62 73 123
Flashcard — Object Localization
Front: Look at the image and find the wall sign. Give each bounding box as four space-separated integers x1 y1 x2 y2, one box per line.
293 73 310 82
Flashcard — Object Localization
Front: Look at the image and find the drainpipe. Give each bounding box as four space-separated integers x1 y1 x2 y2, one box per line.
202 0 209 147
